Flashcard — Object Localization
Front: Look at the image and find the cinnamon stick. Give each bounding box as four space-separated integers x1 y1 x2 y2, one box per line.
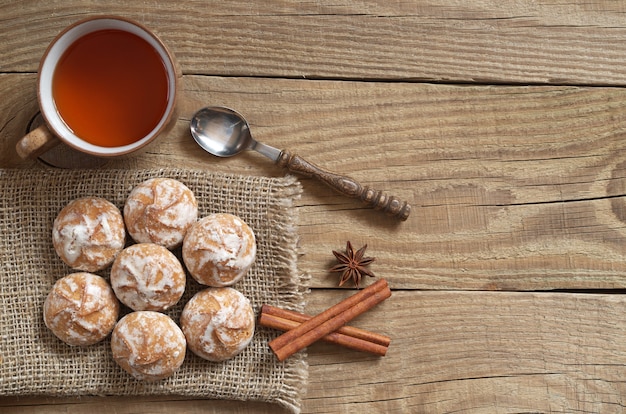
259 309 389 356
268 278 391 361
261 304 391 347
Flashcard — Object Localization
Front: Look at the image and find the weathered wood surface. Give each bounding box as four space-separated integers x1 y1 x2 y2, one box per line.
4 291 626 413
2 1 626 413
3 1 626 84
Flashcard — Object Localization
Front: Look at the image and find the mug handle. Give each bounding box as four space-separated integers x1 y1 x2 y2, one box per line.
16 124 60 159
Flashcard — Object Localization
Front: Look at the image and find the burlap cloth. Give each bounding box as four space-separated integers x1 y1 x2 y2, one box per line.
0 168 309 413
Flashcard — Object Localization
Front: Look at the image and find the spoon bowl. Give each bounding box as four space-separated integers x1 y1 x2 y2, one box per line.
190 107 253 157
189 106 411 221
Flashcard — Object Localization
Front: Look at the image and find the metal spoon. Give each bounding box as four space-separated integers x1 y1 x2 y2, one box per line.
190 106 411 220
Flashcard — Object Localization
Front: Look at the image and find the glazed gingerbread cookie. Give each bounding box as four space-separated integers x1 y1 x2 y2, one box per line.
52 197 125 272
123 178 198 249
110 243 186 312
182 213 256 287
111 311 186 381
180 287 255 362
43 272 119 346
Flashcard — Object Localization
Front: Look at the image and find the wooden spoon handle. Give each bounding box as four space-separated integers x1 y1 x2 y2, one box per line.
276 150 411 221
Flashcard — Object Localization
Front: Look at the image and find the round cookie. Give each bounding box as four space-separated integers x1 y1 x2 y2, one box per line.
52 197 125 272
182 213 256 287
123 178 198 249
111 311 186 381
180 287 255 362
110 243 186 311
43 272 119 346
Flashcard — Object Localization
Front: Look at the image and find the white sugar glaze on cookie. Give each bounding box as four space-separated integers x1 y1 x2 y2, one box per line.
43 272 119 346
182 213 256 287
52 197 125 272
124 178 198 249
180 287 255 362
111 311 186 381
110 243 186 311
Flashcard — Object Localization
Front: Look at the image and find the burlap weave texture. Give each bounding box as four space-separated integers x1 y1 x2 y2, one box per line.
0 168 308 413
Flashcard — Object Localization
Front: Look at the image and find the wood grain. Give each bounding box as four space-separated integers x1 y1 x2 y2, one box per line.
3 290 626 413
2 1 626 413
2 1 626 85
4 74 626 290
304 290 626 413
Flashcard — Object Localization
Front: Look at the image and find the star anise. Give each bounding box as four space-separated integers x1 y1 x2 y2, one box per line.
329 241 376 288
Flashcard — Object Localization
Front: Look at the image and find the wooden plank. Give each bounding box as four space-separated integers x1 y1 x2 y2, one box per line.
2 290 625 413
304 290 626 413
4 74 626 290
2 1 626 84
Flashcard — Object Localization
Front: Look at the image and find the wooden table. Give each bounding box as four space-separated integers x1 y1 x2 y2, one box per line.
3 1 626 412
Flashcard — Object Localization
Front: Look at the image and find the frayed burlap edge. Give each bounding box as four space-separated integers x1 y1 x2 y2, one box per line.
253 172 311 413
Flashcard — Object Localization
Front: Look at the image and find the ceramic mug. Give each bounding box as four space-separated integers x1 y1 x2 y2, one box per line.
16 16 181 159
